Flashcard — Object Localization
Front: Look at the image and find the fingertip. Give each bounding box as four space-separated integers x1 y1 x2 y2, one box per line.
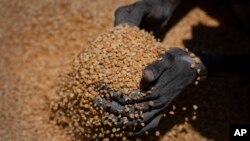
143 58 169 83
114 5 132 26
114 2 147 26
142 69 155 82
94 96 103 106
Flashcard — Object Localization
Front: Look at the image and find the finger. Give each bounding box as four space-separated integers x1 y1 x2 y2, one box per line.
195 61 207 81
94 97 124 114
96 83 160 105
157 0 180 32
112 112 143 127
132 114 163 136
114 2 148 26
144 47 197 84
111 89 160 105
95 97 144 117
119 98 166 117
102 113 121 126
114 5 133 26
116 99 165 120
95 95 165 121
143 51 175 82
98 99 161 117
116 106 165 127
96 83 168 115
134 99 165 113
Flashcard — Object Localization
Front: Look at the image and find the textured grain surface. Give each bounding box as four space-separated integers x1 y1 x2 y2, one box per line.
50 25 166 140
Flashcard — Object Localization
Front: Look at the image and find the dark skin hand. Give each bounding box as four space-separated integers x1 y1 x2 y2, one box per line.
95 48 206 135
94 0 207 136
115 0 181 39
94 0 250 136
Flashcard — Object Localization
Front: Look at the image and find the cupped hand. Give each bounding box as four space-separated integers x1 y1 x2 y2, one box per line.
94 48 206 135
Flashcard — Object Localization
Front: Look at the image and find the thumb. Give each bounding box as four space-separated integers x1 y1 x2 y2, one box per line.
114 2 148 26
142 51 175 82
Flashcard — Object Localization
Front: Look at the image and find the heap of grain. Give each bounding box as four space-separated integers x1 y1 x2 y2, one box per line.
50 24 167 140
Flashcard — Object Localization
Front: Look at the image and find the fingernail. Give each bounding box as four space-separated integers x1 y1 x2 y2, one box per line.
142 69 154 82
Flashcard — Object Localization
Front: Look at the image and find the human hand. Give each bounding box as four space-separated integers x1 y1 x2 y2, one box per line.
94 48 206 135
115 0 181 38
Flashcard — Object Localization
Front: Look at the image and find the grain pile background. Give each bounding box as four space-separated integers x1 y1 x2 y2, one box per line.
0 0 249 141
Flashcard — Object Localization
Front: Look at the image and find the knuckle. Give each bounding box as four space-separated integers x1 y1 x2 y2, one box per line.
114 7 123 16
115 5 130 16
